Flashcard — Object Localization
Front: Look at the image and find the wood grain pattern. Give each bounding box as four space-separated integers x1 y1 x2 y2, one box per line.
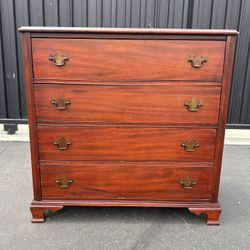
39 160 213 168
31 199 220 208
40 164 212 200
33 80 222 86
22 33 42 200
37 126 216 162
32 38 225 81
211 36 237 202
188 207 221 225
30 33 228 40
35 84 221 125
19 27 238 224
30 205 63 223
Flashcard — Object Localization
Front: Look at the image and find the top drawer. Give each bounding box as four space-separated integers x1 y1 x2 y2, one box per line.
32 38 225 82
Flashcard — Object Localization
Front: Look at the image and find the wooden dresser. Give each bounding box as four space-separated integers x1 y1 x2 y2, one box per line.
19 27 238 224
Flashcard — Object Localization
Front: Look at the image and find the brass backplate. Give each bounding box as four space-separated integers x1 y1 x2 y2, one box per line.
184 96 203 112
187 55 208 68
179 178 197 189
49 51 68 66
51 99 71 110
56 176 73 188
181 139 199 152
53 137 71 150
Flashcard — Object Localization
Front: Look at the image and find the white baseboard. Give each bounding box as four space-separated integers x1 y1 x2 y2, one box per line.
0 124 250 145
224 129 250 145
0 124 30 141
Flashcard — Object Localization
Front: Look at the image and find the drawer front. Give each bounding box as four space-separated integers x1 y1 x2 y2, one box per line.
40 163 212 200
32 38 225 81
35 84 221 125
37 126 216 162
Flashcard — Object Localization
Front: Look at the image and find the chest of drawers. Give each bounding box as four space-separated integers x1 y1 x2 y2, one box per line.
19 27 238 224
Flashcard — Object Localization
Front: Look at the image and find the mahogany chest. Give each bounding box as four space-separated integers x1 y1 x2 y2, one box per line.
19 27 238 224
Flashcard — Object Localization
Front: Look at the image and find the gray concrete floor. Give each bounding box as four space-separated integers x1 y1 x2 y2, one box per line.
0 142 250 250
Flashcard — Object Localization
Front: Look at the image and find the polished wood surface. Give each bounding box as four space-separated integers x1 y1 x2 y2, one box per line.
20 27 238 224
32 39 225 81
30 199 221 225
37 126 216 162
40 164 212 200
30 205 63 223
19 26 239 36
35 84 221 125
188 207 221 225
211 36 237 202
22 33 42 200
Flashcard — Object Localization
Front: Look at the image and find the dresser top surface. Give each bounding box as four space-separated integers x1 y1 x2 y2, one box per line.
18 26 238 36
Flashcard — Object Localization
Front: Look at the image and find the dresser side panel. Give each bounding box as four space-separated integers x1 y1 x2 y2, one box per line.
212 36 237 202
22 32 41 200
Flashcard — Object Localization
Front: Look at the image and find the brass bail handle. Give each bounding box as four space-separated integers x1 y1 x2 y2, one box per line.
184 96 203 112
179 178 197 189
187 55 208 68
53 137 71 150
49 51 69 66
56 176 73 188
181 139 199 152
51 99 71 110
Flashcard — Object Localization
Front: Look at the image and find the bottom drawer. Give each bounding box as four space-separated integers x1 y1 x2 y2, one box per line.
40 162 212 200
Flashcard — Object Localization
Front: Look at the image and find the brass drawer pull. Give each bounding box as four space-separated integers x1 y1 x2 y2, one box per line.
181 139 199 152
49 51 68 66
179 178 197 189
187 55 208 68
56 176 73 188
51 99 71 110
184 96 203 112
53 137 71 150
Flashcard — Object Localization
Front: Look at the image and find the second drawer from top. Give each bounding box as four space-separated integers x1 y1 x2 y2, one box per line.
35 84 221 125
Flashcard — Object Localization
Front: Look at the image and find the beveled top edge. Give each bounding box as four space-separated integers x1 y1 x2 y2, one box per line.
18 26 239 35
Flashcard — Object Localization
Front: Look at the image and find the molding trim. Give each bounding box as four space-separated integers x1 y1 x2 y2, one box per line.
0 124 250 145
226 124 250 129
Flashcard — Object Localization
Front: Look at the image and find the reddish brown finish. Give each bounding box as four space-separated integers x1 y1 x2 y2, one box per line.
188 206 222 225
37 126 216 162
19 26 239 36
35 84 221 125
20 27 238 224
40 164 212 200
22 33 42 200
211 36 237 202
30 204 63 223
32 38 225 82
40 160 213 168
33 80 222 85
31 199 220 208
